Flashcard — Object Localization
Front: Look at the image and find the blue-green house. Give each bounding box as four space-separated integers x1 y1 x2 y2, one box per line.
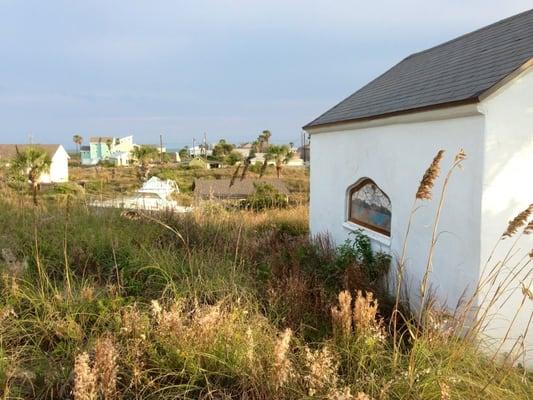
80 136 136 166
80 136 113 165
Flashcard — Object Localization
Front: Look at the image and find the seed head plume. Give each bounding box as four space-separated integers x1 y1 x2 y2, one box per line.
416 150 445 200
273 328 293 390
524 220 533 235
229 164 241 187
73 352 97 400
303 345 339 396
503 204 533 238
94 336 118 400
454 148 466 163
331 290 352 338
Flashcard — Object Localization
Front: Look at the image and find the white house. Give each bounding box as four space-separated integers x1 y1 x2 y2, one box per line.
234 143 253 158
249 152 275 166
0 144 69 183
137 176 179 198
304 10 533 364
91 177 190 212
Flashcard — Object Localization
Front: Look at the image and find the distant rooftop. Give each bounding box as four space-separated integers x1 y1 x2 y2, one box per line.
0 144 62 159
90 136 114 143
194 178 289 199
305 9 533 128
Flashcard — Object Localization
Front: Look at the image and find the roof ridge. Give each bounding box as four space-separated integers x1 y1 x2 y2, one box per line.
406 8 533 59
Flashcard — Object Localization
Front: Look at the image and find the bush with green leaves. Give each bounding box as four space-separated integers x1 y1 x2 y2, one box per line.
337 230 391 281
225 150 243 166
240 182 288 210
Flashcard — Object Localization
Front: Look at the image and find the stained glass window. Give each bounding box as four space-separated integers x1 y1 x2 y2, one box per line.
348 179 391 236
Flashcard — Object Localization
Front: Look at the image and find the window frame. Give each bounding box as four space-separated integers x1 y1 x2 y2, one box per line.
347 178 391 237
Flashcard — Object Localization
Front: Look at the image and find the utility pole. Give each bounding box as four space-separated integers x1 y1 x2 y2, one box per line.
192 138 196 157
301 130 309 163
159 134 163 163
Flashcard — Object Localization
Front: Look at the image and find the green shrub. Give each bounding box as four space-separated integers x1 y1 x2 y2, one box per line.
337 230 391 281
240 182 288 210
189 157 207 169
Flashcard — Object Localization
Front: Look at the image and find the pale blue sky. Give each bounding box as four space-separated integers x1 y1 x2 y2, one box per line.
0 1 531 148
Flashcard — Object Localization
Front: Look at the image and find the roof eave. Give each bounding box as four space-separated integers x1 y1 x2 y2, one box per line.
478 57 533 102
303 97 480 132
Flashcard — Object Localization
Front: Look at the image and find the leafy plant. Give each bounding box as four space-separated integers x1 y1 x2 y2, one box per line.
10 147 52 205
337 230 390 281
240 182 288 210
130 145 158 182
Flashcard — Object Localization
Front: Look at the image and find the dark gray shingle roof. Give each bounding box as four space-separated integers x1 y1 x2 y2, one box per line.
305 9 533 128
194 178 289 199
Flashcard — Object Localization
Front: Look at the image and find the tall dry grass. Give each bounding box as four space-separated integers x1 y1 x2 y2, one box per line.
0 161 532 399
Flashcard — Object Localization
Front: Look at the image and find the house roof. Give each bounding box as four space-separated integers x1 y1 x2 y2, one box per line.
194 178 289 199
0 144 62 160
90 136 114 143
305 9 533 129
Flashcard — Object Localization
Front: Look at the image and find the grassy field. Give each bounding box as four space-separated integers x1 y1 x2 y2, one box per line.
0 165 532 399
65 163 309 207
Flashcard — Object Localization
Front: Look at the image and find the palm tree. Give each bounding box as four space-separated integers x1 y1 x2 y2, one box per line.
11 147 51 205
73 134 83 153
259 154 270 178
131 145 158 182
262 130 271 147
240 156 253 181
229 164 241 188
265 145 292 178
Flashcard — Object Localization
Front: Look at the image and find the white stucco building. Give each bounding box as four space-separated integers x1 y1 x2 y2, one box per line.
305 11 533 364
0 144 69 183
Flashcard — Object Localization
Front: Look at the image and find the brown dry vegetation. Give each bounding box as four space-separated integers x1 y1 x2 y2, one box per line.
0 159 532 399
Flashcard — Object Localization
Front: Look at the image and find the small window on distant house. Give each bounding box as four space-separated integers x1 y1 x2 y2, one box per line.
348 179 391 236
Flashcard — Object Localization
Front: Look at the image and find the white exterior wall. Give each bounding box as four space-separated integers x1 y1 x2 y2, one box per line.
478 67 533 365
309 108 485 310
39 146 69 183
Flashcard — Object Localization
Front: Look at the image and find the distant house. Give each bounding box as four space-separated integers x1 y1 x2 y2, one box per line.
91 177 189 212
108 151 130 166
249 153 275 166
0 144 69 183
188 145 212 157
81 135 136 166
138 176 179 198
286 151 305 167
194 178 289 200
234 143 253 158
304 10 533 364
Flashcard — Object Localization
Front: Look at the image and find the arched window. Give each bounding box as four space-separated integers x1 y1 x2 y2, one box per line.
348 179 391 236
